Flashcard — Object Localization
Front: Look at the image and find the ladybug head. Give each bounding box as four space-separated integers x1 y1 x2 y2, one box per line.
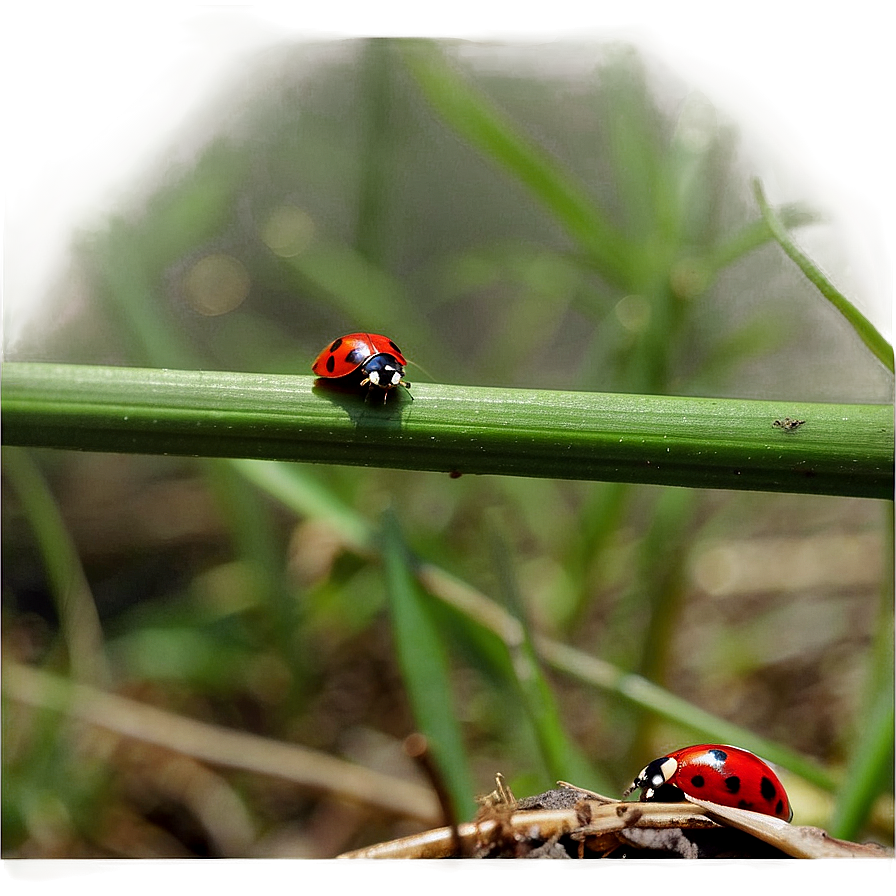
623 755 680 801
359 353 412 400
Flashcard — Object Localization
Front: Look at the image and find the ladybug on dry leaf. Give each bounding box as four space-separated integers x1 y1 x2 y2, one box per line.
623 744 792 821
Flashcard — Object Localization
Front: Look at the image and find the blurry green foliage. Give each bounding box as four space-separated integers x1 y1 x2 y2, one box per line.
2 37 892 856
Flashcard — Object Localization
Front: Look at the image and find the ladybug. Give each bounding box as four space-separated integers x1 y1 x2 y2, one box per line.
623 744 792 821
312 333 411 402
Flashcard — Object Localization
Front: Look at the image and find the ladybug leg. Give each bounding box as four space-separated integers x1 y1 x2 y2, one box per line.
359 376 386 404
358 375 374 402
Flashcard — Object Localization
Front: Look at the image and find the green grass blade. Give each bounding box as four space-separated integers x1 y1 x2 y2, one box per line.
97 223 205 369
230 458 374 554
421 562 836 794
281 245 419 338
707 202 820 272
829 675 894 839
200 464 839 797
598 42 662 239
201 459 305 683
3 363 891 499
399 40 631 287
830 504 894 838
356 39 398 266
621 488 696 682
753 179 894 374
380 510 477 819
488 527 603 788
537 639 836 794
3 448 108 685
663 93 728 250
125 141 249 272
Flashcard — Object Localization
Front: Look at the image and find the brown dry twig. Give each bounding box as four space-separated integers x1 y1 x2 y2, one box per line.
338 779 894 859
2 661 441 826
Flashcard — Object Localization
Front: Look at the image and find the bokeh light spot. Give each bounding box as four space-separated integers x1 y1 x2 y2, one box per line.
261 205 315 257
183 253 250 316
670 258 710 300
614 294 651 332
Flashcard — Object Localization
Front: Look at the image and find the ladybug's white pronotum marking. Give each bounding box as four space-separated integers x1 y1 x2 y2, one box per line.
623 755 679 799
651 757 678 789
362 364 404 390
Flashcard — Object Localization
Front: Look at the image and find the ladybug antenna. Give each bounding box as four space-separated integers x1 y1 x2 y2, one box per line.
403 357 433 382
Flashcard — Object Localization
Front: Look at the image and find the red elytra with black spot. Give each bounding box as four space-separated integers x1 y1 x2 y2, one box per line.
312 332 411 400
623 744 792 821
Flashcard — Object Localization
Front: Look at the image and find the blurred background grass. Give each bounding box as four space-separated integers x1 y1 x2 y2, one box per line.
2 37 892 857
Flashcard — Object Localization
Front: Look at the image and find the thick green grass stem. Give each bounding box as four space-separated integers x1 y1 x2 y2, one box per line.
2 362 892 499
753 179 894 374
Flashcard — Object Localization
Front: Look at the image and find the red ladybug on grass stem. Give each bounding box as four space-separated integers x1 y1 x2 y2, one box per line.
623 744 792 821
312 332 412 403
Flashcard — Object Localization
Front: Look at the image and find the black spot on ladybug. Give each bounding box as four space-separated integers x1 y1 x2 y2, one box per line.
760 776 777 802
737 799 754 811
707 749 727 763
775 799 784 817
325 355 336 373
388 340 402 353
345 347 367 365
689 775 705 789
724 776 741 794
329 338 343 352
